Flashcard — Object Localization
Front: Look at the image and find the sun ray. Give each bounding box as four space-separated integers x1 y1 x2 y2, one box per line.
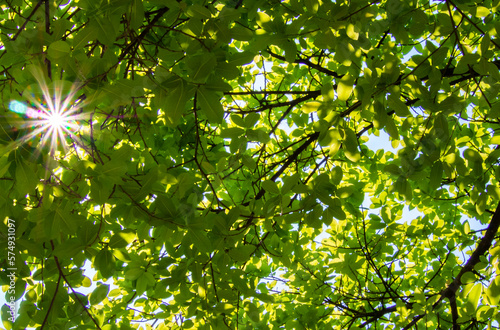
7 67 91 159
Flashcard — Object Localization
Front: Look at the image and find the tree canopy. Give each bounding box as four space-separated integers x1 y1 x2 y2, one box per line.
1 0 500 329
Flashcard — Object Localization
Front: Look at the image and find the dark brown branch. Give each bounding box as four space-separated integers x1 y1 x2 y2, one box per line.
448 0 500 50
40 273 62 329
441 201 500 298
404 201 500 328
357 201 500 328
225 90 321 95
253 131 320 201
230 90 322 114
339 0 381 21
267 50 342 78
45 0 51 79
450 294 459 330
269 93 321 135
118 7 170 63
12 0 45 41
53 255 102 329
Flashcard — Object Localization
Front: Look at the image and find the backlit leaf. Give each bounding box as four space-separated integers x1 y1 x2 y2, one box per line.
337 74 354 101
95 249 115 279
90 284 110 305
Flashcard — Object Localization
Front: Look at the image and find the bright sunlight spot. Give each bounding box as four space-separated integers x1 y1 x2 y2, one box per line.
7 67 88 156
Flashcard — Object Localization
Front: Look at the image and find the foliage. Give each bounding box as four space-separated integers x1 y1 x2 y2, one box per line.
1 0 500 329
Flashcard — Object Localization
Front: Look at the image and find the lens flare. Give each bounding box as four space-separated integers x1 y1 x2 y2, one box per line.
9 100 28 115
48 113 65 128
7 67 89 157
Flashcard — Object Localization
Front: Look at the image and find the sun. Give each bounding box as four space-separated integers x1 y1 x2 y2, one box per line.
47 112 66 128
7 67 89 157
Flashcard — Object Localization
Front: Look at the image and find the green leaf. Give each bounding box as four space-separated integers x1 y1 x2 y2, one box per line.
187 53 217 83
220 127 245 139
385 117 399 140
318 128 342 147
262 180 280 194
228 245 255 262
241 154 256 170
486 276 500 305
475 6 490 18
15 161 38 195
246 128 270 143
198 86 224 124
302 101 321 114
228 51 256 66
244 301 260 323
245 113 260 127
109 229 136 248
136 273 148 296
129 0 144 30
304 0 319 13
78 223 99 246
125 267 144 281
1 305 13 330
72 24 98 49
47 40 70 60
189 229 212 253
331 166 343 185
467 283 482 312
328 204 346 220
90 177 112 205
230 26 254 41
136 166 159 201
101 159 128 177
256 12 272 29
155 194 180 220
90 283 110 305
461 272 476 284
164 79 189 127
373 101 387 129
53 239 84 259
215 303 235 314
428 161 443 191
113 249 131 263
282 173 300 194
326 197 345 218
282 39 297 62
337 74 354 101
476 192 486 215
53 208 79 235
346 24 359 40
186 4 212 19
94 248 115 279
491 135 500 145
92 16 118 46
342 127 361 162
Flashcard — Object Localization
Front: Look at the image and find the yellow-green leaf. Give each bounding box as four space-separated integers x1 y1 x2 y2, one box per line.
337 75 354 101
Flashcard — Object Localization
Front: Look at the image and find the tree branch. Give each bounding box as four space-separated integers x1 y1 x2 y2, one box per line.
266 50 342 78
12 0 45 41
404 201 500 328
40 273 62 329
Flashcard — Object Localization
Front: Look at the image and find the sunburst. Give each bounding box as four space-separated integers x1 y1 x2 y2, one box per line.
7 68 89 157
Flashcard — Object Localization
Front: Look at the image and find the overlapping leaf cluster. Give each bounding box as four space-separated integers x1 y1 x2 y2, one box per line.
1 0 500 329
